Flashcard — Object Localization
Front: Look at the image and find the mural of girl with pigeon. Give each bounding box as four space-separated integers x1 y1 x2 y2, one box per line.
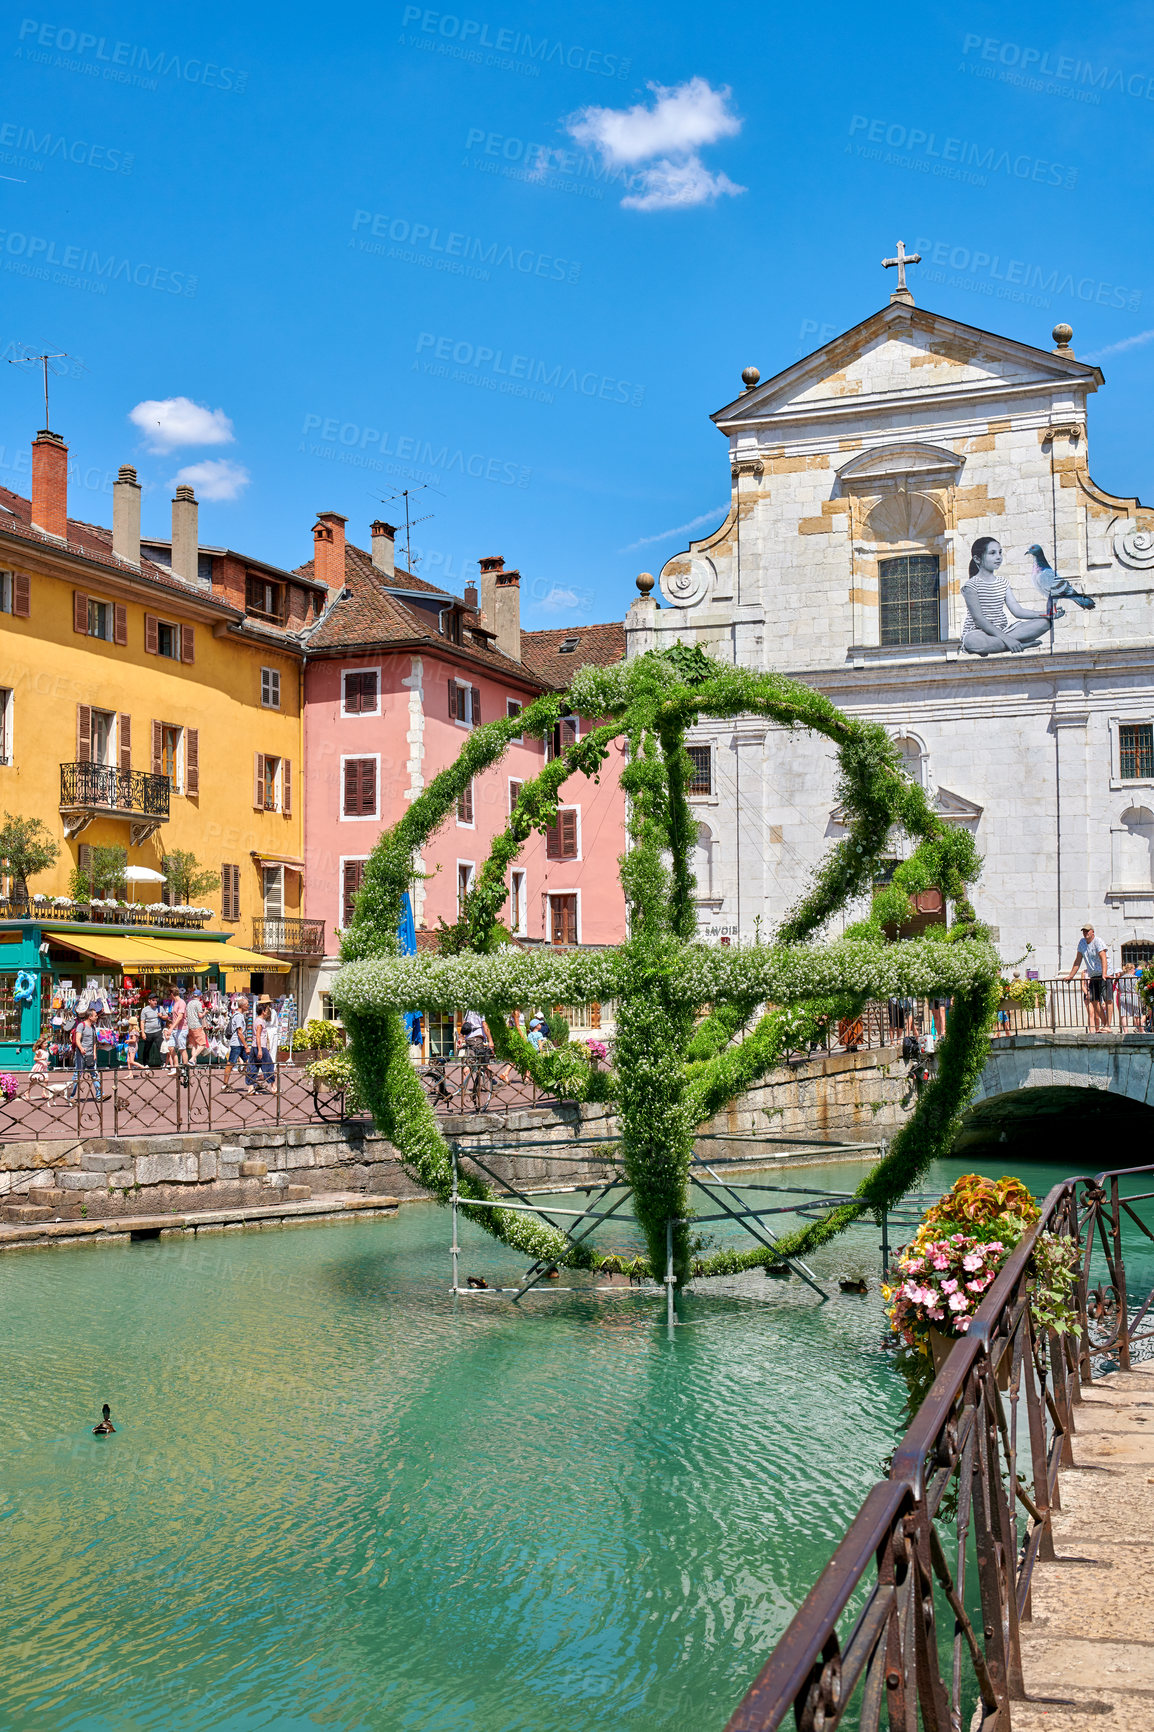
960 537 1096 656
961 536 1053 656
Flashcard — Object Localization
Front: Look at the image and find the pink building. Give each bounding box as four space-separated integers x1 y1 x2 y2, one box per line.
297 515 627 1019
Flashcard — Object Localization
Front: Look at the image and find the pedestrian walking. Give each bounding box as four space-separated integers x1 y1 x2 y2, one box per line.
23 1035 51 1101
185 986 208 1066
221 995 249 1090
167 985 187 1067
244 1004 276 1094
1065 923 1111 1030
139 992 164 1068
67 1009 102 1101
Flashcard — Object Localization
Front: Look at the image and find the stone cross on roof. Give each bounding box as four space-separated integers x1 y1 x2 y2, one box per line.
882 239 921 305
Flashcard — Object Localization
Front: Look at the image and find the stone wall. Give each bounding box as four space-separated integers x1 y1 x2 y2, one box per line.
0 1044 906 1222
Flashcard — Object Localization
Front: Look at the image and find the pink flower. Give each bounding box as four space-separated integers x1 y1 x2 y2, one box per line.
957 1316 972 1332
931 1255 949 1270
928 1307 944 1320
962 1252 983 1273
941 1278 958 1294
948 1292 969 1312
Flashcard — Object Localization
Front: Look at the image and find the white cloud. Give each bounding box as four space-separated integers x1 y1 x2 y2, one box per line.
620 508 727 553
566 78 744 211
537 585 586 614
170 459 250 502
129 395 235 453
1082 328 1154 363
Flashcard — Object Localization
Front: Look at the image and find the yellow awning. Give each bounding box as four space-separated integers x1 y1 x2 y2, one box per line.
155 937 292 973
51 933 185 970
49 930 291 974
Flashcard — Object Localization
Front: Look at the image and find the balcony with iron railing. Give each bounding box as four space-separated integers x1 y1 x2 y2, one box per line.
59 762 171 843
252 917 326 956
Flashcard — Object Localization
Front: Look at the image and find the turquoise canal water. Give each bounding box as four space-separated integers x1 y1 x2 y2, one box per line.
0 1152 1116 1730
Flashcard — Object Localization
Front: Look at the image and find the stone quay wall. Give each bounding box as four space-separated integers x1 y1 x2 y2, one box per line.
0 1044 907 1223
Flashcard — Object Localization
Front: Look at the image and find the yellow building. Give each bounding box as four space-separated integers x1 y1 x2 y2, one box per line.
0 429 328 1022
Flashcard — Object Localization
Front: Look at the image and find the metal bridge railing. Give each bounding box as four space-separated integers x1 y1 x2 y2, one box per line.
725 1167 1153 1732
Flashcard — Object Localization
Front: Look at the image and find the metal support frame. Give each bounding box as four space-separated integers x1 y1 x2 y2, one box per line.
444 1134 900 1312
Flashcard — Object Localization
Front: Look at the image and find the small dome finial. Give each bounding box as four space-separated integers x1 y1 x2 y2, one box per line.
636 571 655 596
1052 322 1074 355
741 365 760 391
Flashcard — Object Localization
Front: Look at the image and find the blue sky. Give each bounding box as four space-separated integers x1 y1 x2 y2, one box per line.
2 0 1152 624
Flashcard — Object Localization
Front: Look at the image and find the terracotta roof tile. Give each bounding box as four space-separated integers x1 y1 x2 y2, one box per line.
0 483 240 608
521 621 626 686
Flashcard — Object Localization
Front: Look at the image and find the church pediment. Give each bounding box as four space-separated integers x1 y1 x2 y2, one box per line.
829 785 983 828
836 441 964 489
715 302 1100 434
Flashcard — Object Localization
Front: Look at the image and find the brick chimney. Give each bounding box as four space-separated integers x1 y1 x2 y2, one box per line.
463 581 479 609
171 484 199 583
112 465 141 566
312 511 347 592
31 429 68 539
480 554 521 662
370 519 396 578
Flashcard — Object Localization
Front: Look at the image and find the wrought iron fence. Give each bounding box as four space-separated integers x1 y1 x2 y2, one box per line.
992 976 1151 1035
0 1060 370 1145
725 1166 1154 1732
252 917 326 956
59 762 171 817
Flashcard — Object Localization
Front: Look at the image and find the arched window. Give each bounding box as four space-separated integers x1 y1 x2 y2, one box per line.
865 493 946 647
893 735 927 789
1122 940 1154 968
1112 806 1154 890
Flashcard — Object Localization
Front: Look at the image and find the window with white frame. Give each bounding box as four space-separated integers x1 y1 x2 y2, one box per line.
0 573 11 614
508 778 523 814
506 698 523 741
510 868 527 935
449 680 481 726
0 688 12 765
342 668 380 716
457 861 475 913
261 667 281 709
457 777 475 825
342 756 378 819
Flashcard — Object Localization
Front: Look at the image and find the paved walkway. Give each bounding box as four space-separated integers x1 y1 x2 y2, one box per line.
0 1191 400 1250
1015 1360 1154 1729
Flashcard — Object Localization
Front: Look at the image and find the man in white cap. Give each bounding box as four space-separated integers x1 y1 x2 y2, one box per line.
1065 923 1111 1031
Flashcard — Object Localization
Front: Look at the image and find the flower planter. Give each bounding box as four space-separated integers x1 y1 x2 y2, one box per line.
928 1325 1010 1389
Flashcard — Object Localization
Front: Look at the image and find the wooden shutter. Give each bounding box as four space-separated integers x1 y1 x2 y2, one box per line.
11 571 29 618
254 753 266 809
76 704 91 763
181 625 195 664
73 591 88 634
282 757 291 814
221 863 238 920
185 728 199 795
119 714 131 774
145 614 158 654
342 859 365 926
343 758 358 816
150 720 162 776
560 809 578 859
546 817 559 858
447 679 458 720
458 779 473 823
471 687 481 724
113 603 127 646
78 843 92 886
509 780 522 813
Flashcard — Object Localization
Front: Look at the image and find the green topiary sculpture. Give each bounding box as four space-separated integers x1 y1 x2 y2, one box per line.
332 650 1001 1291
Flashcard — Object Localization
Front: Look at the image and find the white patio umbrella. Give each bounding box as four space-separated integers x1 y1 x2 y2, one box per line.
124 865 166 904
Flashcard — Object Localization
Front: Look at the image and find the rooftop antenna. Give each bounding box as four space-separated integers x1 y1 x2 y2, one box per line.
377 483 440 573
6 349 71 429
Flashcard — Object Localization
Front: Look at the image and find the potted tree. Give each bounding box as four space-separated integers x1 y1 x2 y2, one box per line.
0 812 60 911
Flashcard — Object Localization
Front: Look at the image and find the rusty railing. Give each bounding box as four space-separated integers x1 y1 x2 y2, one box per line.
726 1167 1154 1731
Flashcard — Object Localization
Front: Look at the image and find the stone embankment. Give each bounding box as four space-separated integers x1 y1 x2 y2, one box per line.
0 1044 907 1249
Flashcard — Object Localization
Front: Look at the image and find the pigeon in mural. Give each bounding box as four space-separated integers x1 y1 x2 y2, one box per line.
1025 545 1096 611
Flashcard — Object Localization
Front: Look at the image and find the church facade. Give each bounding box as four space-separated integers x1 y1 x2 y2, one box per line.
625 288 1154 977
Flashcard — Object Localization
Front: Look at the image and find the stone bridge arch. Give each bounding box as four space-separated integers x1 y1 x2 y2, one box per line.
957 1035 1154 1158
